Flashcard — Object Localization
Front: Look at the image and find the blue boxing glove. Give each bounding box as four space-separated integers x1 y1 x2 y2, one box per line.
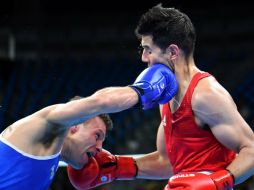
129 63 178 110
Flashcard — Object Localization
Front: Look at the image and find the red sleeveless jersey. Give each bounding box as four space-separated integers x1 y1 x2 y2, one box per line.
162 72 236 174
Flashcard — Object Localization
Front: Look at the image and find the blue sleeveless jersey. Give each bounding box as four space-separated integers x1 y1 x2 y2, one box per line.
0 136 61 190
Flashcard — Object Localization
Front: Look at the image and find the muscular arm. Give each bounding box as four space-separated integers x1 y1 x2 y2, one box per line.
46 87 138 127
2 87 138 153
192 77 254 184
135 114 173 179
46 62 177 126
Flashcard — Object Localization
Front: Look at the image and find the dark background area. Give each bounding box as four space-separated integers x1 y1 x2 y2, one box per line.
0 1 254 189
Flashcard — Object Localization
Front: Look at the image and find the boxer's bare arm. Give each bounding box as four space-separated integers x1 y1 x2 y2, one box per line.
135 121 173 179
193 78 254 184
1 87 138 154
46 87 138 127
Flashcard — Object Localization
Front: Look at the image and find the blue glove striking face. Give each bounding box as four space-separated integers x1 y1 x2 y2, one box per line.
129 63 178 110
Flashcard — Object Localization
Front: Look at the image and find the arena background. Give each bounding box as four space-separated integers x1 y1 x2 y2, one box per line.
0 0 253 189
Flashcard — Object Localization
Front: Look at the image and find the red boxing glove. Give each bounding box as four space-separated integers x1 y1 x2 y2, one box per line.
67 149 137 190
165 170 234 190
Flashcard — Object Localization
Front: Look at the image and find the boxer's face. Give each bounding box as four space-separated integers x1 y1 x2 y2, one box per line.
140 35 169 67
64 117 106 169
140 35 179 73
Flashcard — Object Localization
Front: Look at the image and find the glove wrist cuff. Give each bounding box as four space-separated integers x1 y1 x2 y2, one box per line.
225 169 235 184
116 156 138 180
128 85 143 109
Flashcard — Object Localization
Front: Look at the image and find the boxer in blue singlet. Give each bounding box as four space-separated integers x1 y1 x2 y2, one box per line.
0 96 113 190
0 62 178 189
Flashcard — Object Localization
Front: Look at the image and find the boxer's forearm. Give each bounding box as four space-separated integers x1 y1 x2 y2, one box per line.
46 87 138 127
135 151 173 179
226 145 254 184
92 87 139 113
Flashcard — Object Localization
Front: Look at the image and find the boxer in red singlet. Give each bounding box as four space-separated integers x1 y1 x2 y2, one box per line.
67 4 254 190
